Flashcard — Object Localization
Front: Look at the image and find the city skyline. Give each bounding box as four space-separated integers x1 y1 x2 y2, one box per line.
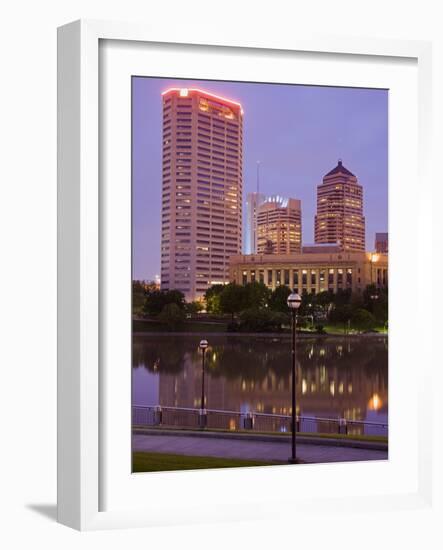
133 77 388 281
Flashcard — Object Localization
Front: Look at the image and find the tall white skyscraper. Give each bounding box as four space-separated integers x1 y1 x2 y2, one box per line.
160 88 243 301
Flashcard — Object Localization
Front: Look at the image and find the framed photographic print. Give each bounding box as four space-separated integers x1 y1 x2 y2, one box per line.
58 20 434 531
131 77 389 473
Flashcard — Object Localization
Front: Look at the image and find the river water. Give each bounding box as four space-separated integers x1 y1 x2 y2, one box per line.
133 334 388 431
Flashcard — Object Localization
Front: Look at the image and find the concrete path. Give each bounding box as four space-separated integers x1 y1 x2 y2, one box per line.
133 433 388 464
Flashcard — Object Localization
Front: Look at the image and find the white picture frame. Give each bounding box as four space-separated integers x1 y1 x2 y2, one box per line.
57 19 435 532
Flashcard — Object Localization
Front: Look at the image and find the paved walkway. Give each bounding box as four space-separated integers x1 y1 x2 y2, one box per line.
133 432 388 464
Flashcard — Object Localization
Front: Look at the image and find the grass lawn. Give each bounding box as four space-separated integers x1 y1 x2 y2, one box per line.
132 451 279 472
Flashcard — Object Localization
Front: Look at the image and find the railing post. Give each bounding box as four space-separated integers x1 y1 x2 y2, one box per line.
153 405 163 426
198 409 207 429
338 418 347 435
243 412 254 430
290 415 300 433
132 406 386 436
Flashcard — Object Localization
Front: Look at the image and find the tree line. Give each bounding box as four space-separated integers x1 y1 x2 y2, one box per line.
133 280 388 333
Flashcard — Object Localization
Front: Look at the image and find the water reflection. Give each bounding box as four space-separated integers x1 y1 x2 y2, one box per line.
132 334 388 425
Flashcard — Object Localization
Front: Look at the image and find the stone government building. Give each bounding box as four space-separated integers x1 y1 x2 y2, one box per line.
229 248 388 294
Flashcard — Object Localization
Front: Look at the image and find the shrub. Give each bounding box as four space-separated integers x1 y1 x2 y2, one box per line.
329 304 353 324
238 308 288 332
185 301 204 315
270 311 290 330
296 317 308 329
351 308 377 331
158 303 185 331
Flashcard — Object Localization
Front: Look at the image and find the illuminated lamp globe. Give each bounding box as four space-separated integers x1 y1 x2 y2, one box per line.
287 293 302 310
199 339 209 350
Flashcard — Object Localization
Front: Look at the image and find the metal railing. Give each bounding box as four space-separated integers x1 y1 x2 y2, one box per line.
132 405 388 437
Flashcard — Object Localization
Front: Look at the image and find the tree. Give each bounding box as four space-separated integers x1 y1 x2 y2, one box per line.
158 303 185 330
362 284 379 312
372 294 388 324
268 285 291 313
204 284 225 314
311 290 335 321
315 290 334 309
330 303 353 332
335 288 352 306
363 284 388 323
244 281 271 310
219 283 248 319
132 280 147 315
350 290 364 311
298 289 314 317
144 289 185 316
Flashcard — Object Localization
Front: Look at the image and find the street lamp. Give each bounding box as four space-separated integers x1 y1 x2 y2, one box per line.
287 292 302 463
199 339 209 428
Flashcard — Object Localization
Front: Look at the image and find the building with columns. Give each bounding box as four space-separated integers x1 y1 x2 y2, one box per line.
315 160 365 251
229 250 388 294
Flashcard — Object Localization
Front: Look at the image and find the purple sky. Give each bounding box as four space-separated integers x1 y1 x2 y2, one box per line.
132 77 388 281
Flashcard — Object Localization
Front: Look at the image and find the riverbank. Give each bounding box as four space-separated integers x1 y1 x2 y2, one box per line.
134 330 388 339
133 318 387 337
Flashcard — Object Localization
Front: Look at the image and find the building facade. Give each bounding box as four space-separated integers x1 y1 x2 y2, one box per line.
160 88 243 301
314 160 365 251
256 196 302 255
229 251 388 294
245 191 265 254
375 232 388 253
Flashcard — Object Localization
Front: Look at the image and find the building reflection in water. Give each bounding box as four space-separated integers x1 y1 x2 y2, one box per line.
132 334 388 434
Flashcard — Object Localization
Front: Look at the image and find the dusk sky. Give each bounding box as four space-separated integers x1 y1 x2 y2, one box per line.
132 77 388 281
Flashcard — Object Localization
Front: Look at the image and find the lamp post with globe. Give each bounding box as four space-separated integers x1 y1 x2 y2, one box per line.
199 339 209 428
287 292 302 463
